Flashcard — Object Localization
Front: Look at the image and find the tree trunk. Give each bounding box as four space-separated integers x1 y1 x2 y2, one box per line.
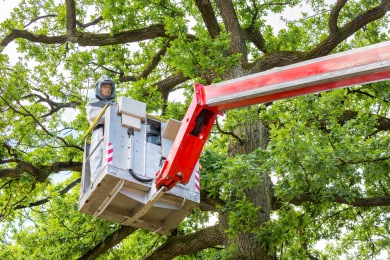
222 109 274 260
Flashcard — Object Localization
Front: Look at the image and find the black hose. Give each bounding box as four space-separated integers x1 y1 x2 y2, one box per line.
190 109 207 136
128 169 154 182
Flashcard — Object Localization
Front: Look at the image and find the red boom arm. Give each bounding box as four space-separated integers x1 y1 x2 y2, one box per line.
155 41 390 190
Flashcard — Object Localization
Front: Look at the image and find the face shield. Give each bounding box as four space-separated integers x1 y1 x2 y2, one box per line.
94 75 116 101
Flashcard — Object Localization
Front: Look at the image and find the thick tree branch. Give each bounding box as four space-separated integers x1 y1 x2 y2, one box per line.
329 0 347 34
307 0 390 59
78 226 138 260
266 108 390 133
243 0 267 53
194 0 221 39
309 109 390 134
142 224 224 260
243 28 267 53
199 190 225 212
249 50 307 74
271 191 390 209
66 0 77 33
138 42 170 80
156 73 191 101
1 0 202 67
1 24 168 50
118 74 137 82
285 194 390 208
0 161 82 182
120 71 189 115
215 0 247 60
336 110 390 131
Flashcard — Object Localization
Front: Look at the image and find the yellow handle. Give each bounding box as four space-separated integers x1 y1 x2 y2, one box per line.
83 104 109 139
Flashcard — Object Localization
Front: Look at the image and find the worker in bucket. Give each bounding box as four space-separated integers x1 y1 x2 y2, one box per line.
85 75 116 183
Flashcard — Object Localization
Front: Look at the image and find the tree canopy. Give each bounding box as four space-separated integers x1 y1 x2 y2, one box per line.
1 0 390 259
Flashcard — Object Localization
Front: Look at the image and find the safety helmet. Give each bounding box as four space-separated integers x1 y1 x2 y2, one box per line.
94 75 116 101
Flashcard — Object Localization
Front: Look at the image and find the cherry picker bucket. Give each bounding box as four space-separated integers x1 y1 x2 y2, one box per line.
79 98 200 235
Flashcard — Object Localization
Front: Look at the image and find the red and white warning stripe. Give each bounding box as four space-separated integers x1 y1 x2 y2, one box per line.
107 142 113 164
194 170 200 191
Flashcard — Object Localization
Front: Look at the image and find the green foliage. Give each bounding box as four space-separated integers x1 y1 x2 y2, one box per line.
103 230 166 259
257 85 390 257
179 208 214 234
0 177 118 259
165 30 240 80
0 0 389 259
201 146 270 237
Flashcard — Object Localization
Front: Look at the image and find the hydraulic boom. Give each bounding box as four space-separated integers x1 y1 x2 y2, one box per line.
154 41 390 190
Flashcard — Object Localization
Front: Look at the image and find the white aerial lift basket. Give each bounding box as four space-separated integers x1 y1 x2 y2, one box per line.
79 97 200 235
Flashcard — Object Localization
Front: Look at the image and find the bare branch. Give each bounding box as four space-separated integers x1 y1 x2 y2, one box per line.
14 100 83 151
215 118 244 145
23 93 81 117
67 1 102 32
24 14 57 28
337 155 390 167
347 87 377 99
